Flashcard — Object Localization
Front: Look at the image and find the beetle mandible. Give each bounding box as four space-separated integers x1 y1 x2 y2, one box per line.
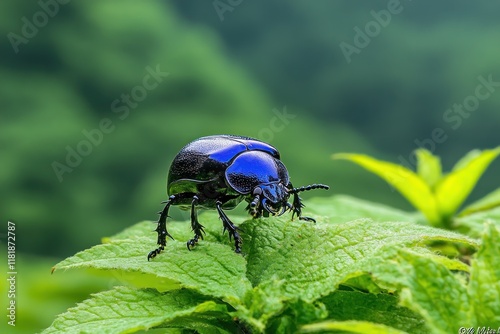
148 135 329 260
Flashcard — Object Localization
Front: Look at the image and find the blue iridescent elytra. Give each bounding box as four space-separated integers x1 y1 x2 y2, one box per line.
148 135 329 260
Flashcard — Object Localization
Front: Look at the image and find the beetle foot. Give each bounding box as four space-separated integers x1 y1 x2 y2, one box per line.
147 245 164 261
187 234 202 251
299 216 316 223
222 225 242 252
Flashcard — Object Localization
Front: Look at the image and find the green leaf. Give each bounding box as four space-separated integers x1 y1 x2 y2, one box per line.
451 149 481 171
284 299 328 327
468 224 500 326
239 279 289 332
333 153 440 224
415 149 442 189
300 320 408 334
52 234 251 302
370 250 471 334
320 290 427 334
454 206 500 238
341 274 385 294
47 194 489 333
243 216 478 303
305 195 421 225
42 286 235 334
435 147 500 219
459 187 500 216
409 247 470 272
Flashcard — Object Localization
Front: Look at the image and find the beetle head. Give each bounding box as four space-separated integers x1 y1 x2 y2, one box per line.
249 183 290 217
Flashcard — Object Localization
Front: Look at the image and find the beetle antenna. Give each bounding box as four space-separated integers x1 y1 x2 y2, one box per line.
290 184 329 194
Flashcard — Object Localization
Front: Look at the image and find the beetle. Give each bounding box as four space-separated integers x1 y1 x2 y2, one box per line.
148 135 329 260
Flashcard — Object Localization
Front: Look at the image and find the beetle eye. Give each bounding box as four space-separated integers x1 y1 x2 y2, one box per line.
252 187 262 196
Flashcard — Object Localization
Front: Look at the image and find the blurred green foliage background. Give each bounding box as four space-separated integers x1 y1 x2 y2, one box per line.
1 0 500 332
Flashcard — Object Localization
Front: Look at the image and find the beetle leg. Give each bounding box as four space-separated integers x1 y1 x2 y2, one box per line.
148 195 176 261
287 182 303 220
216 201 242 253
187 196 206 251
287 183 329 222
291 192 315 222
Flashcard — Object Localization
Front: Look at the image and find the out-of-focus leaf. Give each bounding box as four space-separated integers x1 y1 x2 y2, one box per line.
333 153 440 224
454 206 500 238
451 150 481 172
435 147 500 219
459 187 500 216
416 149 442 189
300 320 408 334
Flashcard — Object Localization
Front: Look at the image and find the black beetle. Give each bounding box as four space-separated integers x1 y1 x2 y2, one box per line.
148 135 329 260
